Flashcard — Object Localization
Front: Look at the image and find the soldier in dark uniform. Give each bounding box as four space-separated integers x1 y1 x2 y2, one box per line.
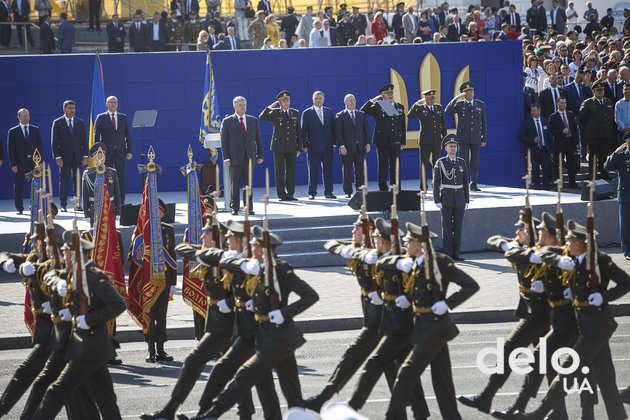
337 12 353 45
458 211 550 415
604 133 630 260
260 91 302 201
407 89 448 184
512 220 630 420
579 80 616 180
350 6 367 39
31 232 126 420
433 134 469 261
347 218 430 419
82 142 121 227
385 222 479 420
141 217 234 420
166 10 184 51
182 225 319 419
361 84 406 192
445 81 487 191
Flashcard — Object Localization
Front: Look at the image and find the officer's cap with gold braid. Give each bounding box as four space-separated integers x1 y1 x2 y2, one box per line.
158 198 167 215
372 218 403 240
404 222 437 242
202 215 212 232
354 214 375 229
225 220 245 238
536 211 556 235
276 90 291 100
250 225 283 246
565 219 597 241
379 83 394 94
592 80 606 91
459 81 475 92
218 221 228 235
62 230 94 251
442 133 459 149
514 209 541 227
422 89 437 97
89 142 107 157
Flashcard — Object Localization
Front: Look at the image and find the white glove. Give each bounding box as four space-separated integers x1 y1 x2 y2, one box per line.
436 202 443 209
557 256 576 271
58 308 72 322
465 203 469 210
21 261 36 277
240 259 261 275
563 287 573 299
395 257 414 273
500 242 509 252
529 253 543 264
170 285 176 297
395 295 411 309
506 241 520 250
245 299 254 312
195 256 210 267
530 280 544 293
431 300 449 315
339 244 355 259
268 309 285 325
368 291 383 305
588 292 603 307
75 314 90 330
56 280 68 297
364 249 378 265
222 250 239 259
41 301 52 315
3 259 15 273
217 299 232 313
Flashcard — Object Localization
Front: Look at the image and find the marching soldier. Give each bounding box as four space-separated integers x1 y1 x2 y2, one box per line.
361 84 406 192
259 91 302 201
407 89 448 183
445 81 487 191
166 10 184 51
82 142 121 227
433 134 469 261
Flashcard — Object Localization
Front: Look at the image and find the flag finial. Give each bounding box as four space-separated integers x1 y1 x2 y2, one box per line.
187 144 193 164
148 146 156 162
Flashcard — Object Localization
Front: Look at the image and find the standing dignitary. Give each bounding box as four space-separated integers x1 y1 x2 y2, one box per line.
361 84 406 192
129 12 149 52
39 14 54 53
579 80 615 180
615 83 630 150
51 100 88 212
8 108 43 214
350 5 366 38
402 5 417 43
93 95 132 204
148 11 167 51
604 132 630 260
445 81 487 191
0 0 11 47
549 0 566 34
82 143 121 226
166 10 183 50
407 89 448 184
248 10 266 49
183 11 203 50
220 96 264 215
519 103 553 190
538 74 567 120
260 90 302 201
11 0 34 47
549 96 579 187
335 94 371 198
57 12 75 53
433 135 469 261
301 91 336 200
106 14 126 52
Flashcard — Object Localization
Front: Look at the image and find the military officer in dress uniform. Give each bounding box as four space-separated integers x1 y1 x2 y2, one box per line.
407 89 448 184
445 81 487 191
433 134 469 261
361 84 406 191
82 142 121 227
260 91 302 201
604 132 630 260
166 10 184 51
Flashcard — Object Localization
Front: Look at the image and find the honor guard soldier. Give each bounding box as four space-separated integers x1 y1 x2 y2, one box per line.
82 142 121 227
260 91 302 201
433 134 469 261
445 81 487 191
407 89 448 183
361 84 407 192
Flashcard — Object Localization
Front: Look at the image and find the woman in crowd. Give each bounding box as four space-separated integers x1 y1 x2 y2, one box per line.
196 30 209 50
568 49 583 76
468 22 480 40
473 10 485 37
418 10 432 42
484 7 496 37
265 14 280 46
371 11 387 42
524 54 544 96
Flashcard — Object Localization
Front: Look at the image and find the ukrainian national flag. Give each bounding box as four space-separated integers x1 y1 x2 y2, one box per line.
89 53 106 165
199 49 221 164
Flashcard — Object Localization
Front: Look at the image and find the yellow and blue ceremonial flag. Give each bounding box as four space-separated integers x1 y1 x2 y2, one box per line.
89 52 106 165
199 49 221 164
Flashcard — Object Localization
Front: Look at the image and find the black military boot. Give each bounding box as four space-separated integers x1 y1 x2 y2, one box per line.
492 392 531 419
620 387 630 405
140 399 178 420
303 386 335 412
580 400 595 420
458 383 500 413
511 401 553 420
177 406 220 420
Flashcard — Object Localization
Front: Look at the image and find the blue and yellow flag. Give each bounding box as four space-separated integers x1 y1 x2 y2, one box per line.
89 52 106 165
199 49 221 164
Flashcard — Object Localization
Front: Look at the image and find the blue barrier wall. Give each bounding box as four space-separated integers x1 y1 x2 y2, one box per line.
0 41 524 200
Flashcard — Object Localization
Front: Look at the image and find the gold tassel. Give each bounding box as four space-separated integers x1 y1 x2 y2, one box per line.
371 266 385 287
347 259 359 274
221 272 234 290
245 274 259 297
402 272 415 293
530 263 549 282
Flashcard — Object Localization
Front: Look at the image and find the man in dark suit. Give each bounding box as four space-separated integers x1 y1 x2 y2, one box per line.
257 0 271 15
106 13 126 52
93 96 132 204
538 74 567 119
321 18 340 46
532 0 547 36
11 0 34 47
504 5 520 30
148 11 167 51
446 15 466 41
549 97 579 188
224 25 240 49
57 12 75 53
301 91 336 200
129 11 149 52
0 0 12 47
604 69 623 103
212 33 229 49
361 83 406 192
220 96 264 215
183 0 199 19
260 91 302 201
8 108 43 214
51 100 88 212
391 1 405 42
407 89 448 185
550 0 566 34
519 103 553 189
564 69 591 160
88 0 100 30
335 94 371 198
39 14 54 53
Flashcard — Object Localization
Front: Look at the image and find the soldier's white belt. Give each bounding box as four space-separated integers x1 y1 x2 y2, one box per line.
88 197 115 201
441 184 463 189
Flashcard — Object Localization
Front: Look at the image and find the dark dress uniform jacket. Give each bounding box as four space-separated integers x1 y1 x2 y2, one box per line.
51 116 88 166
579 96 616 142
444 98 487 145
82 166 122 218
407 103 447 145
259 107 302 153
44 268 74 352
219 254 257 340
17 254 54 345
604 150 630 202
162 222 177 288
375 252 413 336
334 109 371 155
432 156 469 207
360 100 406 146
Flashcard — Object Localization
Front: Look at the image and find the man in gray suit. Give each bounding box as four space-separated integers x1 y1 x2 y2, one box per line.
445 81 487 191
402 5 417 43
221 96 264 215
550 0 567 34
335 94 371 198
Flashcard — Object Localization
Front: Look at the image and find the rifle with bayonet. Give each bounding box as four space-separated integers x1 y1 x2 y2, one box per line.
45 162 62 270
360 160 379 292
390 158 402 256
263 169 280 310
586 159 599 293
420 165 442 302
523 149 537 247
71 171 89 315
555 153 565 245
244 159 253 258
210 164 224 299
36 163 48 261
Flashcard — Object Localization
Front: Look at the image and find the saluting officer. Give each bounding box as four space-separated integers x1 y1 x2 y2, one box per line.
361 84 406 192
407 89 448 184
260 90 302 201
445 81 487 191
82 142 121 227
433 134 469 261
604 132 630 261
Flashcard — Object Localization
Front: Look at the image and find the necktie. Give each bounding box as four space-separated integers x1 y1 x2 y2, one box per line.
430 106 434 112
350 110 355 123
68 119 73 136
239 116 246 135
456 23 459 34
562 112 570 137
137 22 140 31
23 125 29 141
552 89 557 111
536 119 544 146
318 108 324 124
111 113 117 131
231 37 236 49
511 13 515 25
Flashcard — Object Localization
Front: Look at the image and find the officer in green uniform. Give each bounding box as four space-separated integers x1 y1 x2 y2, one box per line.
166 10 184 51
82 142 121 227
260 91 302 201
407 89 448 183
